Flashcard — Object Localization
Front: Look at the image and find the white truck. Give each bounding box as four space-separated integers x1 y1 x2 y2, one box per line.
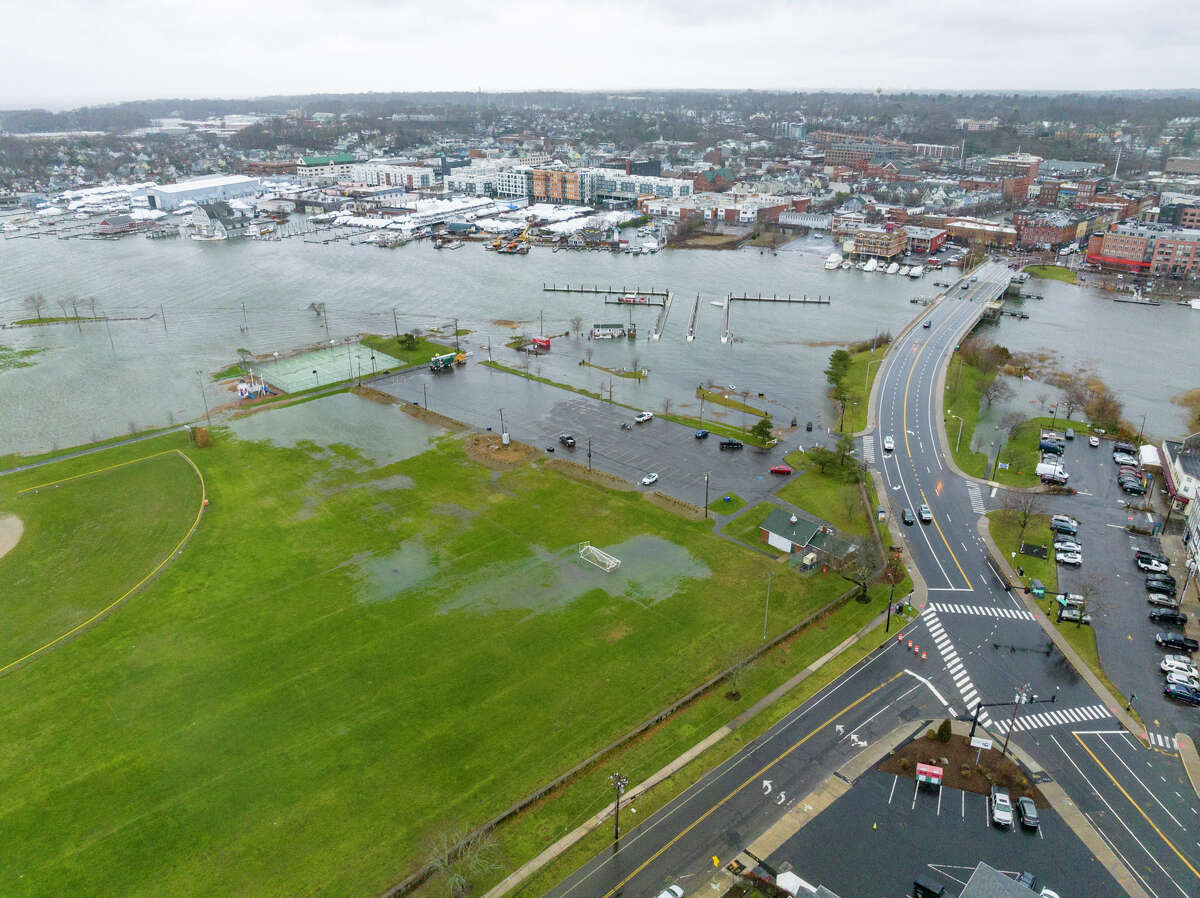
1035 461 1068 481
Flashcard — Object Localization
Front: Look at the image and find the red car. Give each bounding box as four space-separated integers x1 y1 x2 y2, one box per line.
769 464 793 475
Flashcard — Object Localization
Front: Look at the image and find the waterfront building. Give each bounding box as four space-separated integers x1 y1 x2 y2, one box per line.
853 224 907 260
294 153 357 185
351 159 435 190
1085 221 1200 276
147 174 261 211
904 226 947 254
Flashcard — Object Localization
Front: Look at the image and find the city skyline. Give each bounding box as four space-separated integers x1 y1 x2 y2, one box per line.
4 0 1200 109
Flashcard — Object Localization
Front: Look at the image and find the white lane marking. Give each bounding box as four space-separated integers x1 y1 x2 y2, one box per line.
1097 735 1184 827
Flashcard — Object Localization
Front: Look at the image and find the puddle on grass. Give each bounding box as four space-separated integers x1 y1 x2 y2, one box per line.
357 541 437 603
438 534 710 616
229 392 441 466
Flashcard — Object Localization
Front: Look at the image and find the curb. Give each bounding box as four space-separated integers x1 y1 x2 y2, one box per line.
1176 734 1200 802
975 516 1144 739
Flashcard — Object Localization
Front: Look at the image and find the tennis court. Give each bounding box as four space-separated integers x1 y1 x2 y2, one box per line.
255 344 402 393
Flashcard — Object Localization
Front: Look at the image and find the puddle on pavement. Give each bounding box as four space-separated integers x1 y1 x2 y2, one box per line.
229 392 441 466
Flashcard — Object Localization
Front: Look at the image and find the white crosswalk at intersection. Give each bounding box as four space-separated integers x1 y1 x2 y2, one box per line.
990 703 1114 734
1148 732 1179 752
928 602 1035 621
920 607 992 726
862 436 876 465
966 482 986 514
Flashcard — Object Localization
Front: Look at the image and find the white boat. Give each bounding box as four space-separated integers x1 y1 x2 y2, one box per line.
824 253 843 270
855 261 866 270
863 258 878 272
908 265 924 278
1187 299 1200 310
840 261 851 270
886 262 900 274
899 266 911 276
710 300 726 308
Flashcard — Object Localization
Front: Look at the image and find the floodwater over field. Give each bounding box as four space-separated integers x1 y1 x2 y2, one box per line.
228 391 442 466
0 229 1196 456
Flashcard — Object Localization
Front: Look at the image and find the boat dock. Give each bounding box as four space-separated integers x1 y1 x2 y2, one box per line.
686 294 699 342
726 292 831 304
1114 294 1160 306
543 284 670 297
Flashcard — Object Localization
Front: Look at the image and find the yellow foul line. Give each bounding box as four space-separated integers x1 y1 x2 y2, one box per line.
1073 732 1200 880
16 448 179 494
1 449 207 677
600 672 904 898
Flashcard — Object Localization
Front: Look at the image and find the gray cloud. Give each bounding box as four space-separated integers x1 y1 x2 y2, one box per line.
2 0 1198 109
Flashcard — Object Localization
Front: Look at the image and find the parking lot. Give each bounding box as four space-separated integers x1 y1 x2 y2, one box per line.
1036 433 1196 746
374 362 831 512
768 769 1119 896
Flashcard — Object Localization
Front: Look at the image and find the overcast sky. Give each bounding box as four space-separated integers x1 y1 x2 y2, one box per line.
4 0 1200 109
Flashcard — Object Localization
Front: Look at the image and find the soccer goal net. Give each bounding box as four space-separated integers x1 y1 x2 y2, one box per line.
578 541 621 573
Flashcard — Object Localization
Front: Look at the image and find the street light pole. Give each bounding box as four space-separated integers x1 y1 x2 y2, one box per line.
885 581 895 633
195 370 211 427
1050 403 1059 429
949 414 964 452
499 407 506 434
704 472 710 519
609 772 629 842
1136 412 1147 446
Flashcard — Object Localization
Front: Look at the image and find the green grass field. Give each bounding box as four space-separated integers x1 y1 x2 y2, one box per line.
1024 265 1077 283
776 466 869 538
360 333 446 368
0 450 202 670
839 345 888 433
987 509 1057 594
0 413 854 896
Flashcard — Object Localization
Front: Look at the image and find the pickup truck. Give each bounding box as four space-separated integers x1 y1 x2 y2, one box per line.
719 439 744 450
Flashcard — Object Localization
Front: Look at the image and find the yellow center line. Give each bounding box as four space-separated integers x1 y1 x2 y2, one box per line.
900 309 973 589
600 672 904 898
1073 732 1200 881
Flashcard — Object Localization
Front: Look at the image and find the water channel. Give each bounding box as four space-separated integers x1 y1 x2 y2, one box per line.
0 227 1196 456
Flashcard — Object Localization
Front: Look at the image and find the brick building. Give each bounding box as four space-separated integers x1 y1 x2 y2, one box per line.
987 152 1042 179
853 224 907 259
1085 222 1200 276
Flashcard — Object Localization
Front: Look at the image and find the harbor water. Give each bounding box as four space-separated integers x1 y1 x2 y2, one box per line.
0 230 1195 456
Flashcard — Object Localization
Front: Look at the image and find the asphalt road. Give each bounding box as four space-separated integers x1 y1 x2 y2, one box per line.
541 261 1200 898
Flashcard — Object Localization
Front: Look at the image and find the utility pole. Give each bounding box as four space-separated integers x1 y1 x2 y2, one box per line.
1136 412 1147 446
160 303 167 333
699 389 705 424
704 472 710 518
587 437 592 471
392 306 399 339
195 370 211 427
321 303 330 343
763 571 772 641
454 317 460 352
422 384 428 409
499 408 506 435
885 581 895 632
609 772 629 842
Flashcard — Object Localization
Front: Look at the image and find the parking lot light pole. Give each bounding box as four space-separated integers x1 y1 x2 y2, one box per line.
1049 403 1059 429
704 473 710 518
949 414 964 452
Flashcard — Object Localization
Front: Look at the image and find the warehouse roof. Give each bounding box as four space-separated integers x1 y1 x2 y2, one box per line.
151 174 259 194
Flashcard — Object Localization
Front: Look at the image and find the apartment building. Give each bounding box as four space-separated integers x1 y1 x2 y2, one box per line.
295 153 357 185
642 193 804 224
986 152 1042 179
1085 221 1200 276
351 158 435 190
853 225 907 259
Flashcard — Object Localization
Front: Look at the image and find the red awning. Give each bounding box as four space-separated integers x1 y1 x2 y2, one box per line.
1085 253 1151 269
915 762 943 786
1158 447 1191 505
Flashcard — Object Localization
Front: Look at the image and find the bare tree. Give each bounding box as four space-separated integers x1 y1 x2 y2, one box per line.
981 376 1016 408
25 293 46 322
1072 574 1105 628
427 826 500 898
1002 490 1043 541
998 411 1025 462
841 483 860 524
1059 375 1089 421
569 315 584 337
724 646 758 700
834 552 875 603
631 355 640 381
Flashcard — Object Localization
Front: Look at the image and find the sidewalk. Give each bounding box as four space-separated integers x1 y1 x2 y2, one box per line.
976 516 1143 739
481 610 892 898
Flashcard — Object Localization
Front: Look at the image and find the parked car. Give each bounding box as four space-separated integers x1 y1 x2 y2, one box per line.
1136 549 1170 565
922 320 931 328
1065 427 1075 440
1165 670 1200 690
883 435 895 452
1120 481 1146 495
1148 592 1182 608
1162 656 1199 677
1056 551 1083 566
634 411 653 423
1089 435 1100 447
1057 607 1092 624
653 886 684 898
1163 683 1200 706
1113 452 1139 466
719 439 744 450
1147 572 1177 584
694 429 709 439
769 464 793 475
1147 580 1177 597
558 433 575 448
1050 520 1078 536
1040 439 1065 456
1017 796 1040 829
919 504 932 523
1055 592 1086 607
1155 632 1200 653
1138 558 1170 574
1053 540 1082 554
902 507 915 526
641 472 659 486
990 786 1014 828
1113 441 1137 455
1150 608 1188 626
1051 514 1078 528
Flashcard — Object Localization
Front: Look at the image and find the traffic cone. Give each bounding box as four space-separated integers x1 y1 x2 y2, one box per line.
922 650 927 661
907 639 913 649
